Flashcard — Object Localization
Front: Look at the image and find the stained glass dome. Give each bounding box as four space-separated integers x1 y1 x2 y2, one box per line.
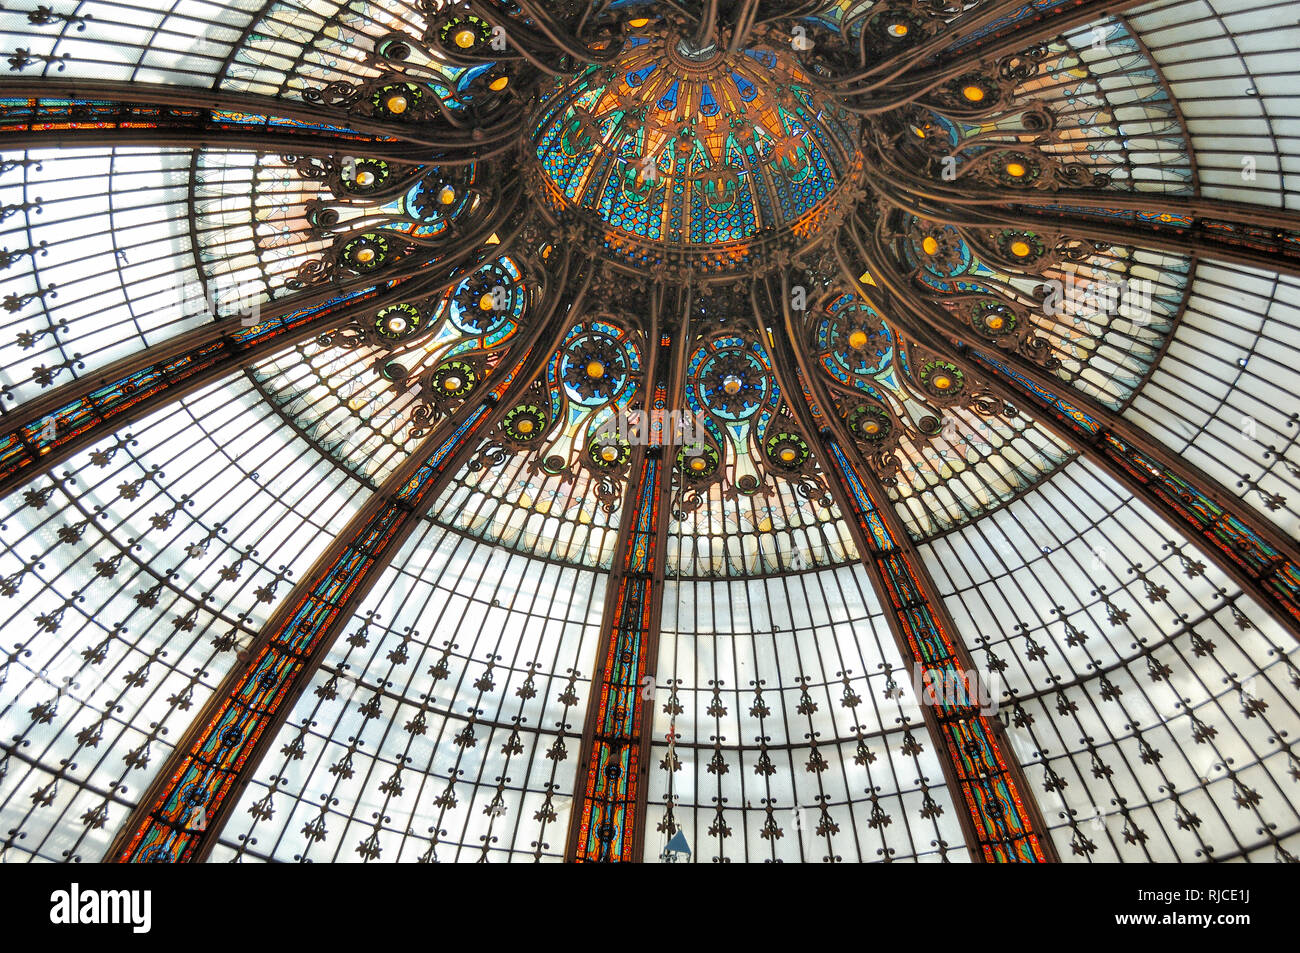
527 21 865 276
0 0 1297 875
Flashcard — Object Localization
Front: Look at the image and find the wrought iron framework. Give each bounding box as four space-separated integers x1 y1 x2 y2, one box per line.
566 288 682 861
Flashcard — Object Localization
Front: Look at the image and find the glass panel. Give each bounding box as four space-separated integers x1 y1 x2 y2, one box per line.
919 457 1300 861
211 518 607 862
645 564 969 862
1124 262 1300 541
0 370 370 861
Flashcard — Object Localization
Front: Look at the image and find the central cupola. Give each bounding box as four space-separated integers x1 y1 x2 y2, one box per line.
524 19 865 279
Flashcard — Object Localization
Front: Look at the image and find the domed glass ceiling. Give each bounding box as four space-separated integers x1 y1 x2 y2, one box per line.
0 0 1296 866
